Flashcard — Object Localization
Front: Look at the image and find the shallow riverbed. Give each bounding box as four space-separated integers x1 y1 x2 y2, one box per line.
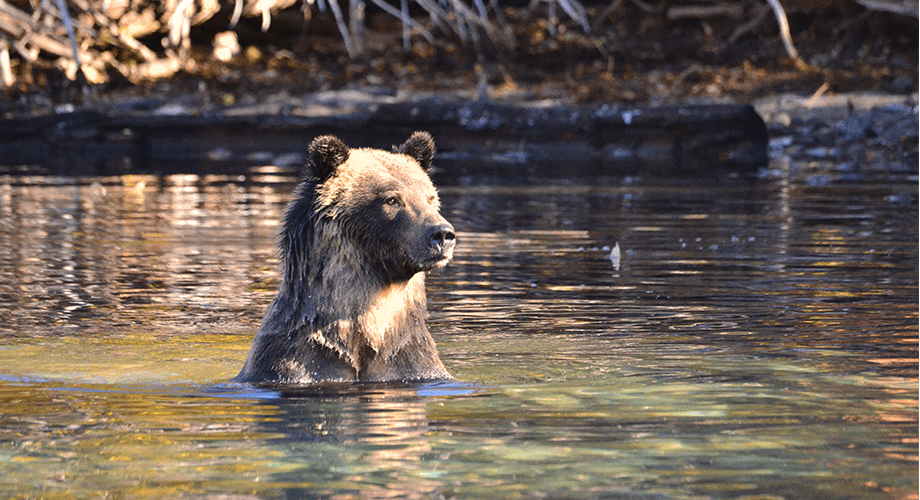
0 161 916 498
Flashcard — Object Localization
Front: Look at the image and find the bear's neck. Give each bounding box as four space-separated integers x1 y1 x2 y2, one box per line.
283 263 426 355
355 274 427 353
302 272 427 371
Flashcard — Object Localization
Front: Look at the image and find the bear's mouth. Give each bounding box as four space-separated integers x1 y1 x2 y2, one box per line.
419 253 452 271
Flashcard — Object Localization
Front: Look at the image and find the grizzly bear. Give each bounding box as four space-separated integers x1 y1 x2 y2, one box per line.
235 131 455 385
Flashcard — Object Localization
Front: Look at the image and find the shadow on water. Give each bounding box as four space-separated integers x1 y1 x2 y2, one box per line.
0 159 916 498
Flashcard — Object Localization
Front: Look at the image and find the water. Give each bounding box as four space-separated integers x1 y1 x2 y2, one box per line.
0 165 916 499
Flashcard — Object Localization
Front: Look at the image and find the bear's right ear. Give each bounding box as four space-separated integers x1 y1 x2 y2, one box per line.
307 135 350 182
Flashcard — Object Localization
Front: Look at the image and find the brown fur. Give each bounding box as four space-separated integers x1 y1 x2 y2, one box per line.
235 132 454 385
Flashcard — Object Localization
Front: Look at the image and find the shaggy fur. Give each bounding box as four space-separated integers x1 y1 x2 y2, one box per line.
235 132 455 385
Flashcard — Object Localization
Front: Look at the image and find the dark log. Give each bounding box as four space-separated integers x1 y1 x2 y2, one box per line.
0 96 768 180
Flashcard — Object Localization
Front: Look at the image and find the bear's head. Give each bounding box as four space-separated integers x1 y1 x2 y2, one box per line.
282 132 455 288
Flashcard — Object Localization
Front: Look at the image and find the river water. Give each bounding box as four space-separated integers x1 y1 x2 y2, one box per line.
0 160 916 499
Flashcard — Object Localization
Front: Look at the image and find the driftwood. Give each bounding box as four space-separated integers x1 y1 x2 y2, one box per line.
0 0 158 83
0 0 81 63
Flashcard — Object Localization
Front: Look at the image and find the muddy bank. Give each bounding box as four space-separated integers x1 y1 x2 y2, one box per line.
1 0 916 106
0 0 915 180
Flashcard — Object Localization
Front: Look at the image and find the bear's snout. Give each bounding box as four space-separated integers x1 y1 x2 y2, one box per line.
426 223 456 254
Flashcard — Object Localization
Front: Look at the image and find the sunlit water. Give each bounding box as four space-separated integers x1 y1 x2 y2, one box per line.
0 163 916 499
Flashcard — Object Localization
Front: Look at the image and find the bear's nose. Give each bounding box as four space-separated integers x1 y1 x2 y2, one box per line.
427 223 456 251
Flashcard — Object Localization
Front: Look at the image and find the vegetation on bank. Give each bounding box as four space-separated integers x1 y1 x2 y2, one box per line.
0 0 916 102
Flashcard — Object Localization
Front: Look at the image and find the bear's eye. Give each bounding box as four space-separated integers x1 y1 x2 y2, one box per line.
384 196 400 206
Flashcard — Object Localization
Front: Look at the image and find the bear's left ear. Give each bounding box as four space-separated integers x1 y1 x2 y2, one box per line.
397 131 436 171
307 135 350 182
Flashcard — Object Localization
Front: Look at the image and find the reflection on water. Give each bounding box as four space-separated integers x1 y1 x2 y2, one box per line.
0 166 916 499
0 173 286 335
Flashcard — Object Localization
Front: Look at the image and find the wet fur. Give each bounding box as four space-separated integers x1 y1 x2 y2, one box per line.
236 132 452 385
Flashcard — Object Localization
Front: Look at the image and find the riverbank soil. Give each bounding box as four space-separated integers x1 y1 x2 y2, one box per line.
2 0 916 104
0 0 917 173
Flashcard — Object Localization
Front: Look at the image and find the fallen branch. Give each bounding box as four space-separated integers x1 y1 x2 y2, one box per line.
765 0 801 62
54 0 80 76
856 0 919 18
667 3 744 21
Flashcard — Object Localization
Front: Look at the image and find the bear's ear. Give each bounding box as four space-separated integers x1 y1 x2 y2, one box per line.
307 135 350 181
397 131 436 171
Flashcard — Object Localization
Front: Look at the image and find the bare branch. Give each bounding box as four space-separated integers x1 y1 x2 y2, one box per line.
765 0 800 61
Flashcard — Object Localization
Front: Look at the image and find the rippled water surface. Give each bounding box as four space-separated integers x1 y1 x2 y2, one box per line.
0 165 916 499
